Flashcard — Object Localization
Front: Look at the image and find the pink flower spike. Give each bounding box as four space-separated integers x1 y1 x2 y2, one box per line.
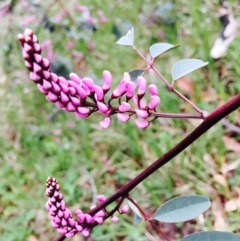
94 217 104 225
148 96 161 110
97 102 108 114
82 77 95 92
97 195 106 203
69 73 81 85
82 229 90 237
111 216 119 223
135 109 149 119
148 84 158 96
121 205 129 213
102 70 112 91
126 81 136 100
137 76 146 97
135 118 150 129
94 85 104 101
99 117 111 129
119 102 131 112
117 113 130 123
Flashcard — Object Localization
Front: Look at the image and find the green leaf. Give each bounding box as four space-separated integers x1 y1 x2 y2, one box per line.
182 231 240 241
153 195 211 223
116 27 134 46
129 69 145 82
128 200 143 225
149 43 180 58
172 59 208 81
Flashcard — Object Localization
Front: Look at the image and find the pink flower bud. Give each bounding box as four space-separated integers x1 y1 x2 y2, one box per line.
119 102 131 112
30 72 41 82
96 210 105 217
82 77 95 92
85 214 93 224
135 109 149 119
24 43 32 53
117 113 130 122
43 79 52 90
43 71 50 80
54 216 61 224
42 58 50 69
121 205 129 213
97 102 108 114
66 102 76 112
61 219 67 227
135 118 150 129
24 28 33 36
111 216 119 223
47 92 58 102
69 73 81 84
58 210 64 218
137 76 146 97
33 43 41 53
126 81 136 99
94 85 104 101
76 209 83 215
52 82 61 93
65 232 75 237
51 73 58 83
68 87 76 96
57 228 68 234
60 92 69 104
94 217 104 224
82 229 90 237
99 117 111 129
90 205 96 210
34 54 42 63
148 84 158 96
148 96 161 109
77 107 90 115
51 220 59 228
112 79 127 98
97 195 106 203
76 225 83 232
102 70 112 91
77 213 85 223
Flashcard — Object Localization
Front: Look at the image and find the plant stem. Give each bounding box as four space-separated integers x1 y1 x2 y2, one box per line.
55 94 240 241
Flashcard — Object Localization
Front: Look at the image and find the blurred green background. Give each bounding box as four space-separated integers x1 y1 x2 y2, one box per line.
0 0 239 240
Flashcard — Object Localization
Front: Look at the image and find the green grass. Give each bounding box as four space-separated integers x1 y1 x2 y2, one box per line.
0 0 240 240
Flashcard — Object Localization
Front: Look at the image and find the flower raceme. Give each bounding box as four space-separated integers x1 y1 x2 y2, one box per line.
46 177 127 237
18 29 161 129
